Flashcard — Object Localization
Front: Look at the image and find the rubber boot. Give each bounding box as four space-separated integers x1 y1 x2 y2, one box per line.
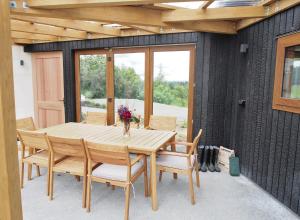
197 145 204 167
213 146 221 172
200 146 209 172
208 146 215 172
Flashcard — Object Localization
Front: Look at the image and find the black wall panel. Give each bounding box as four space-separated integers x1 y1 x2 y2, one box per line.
24 5 300 215
228 5 300 216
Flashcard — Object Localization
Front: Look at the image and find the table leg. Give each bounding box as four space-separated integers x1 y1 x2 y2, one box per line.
150 152 158 211
171 138 178 179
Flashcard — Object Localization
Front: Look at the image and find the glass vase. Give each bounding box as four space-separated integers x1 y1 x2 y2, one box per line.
123 121 130 137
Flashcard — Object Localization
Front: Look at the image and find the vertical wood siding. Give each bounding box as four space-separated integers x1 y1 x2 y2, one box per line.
228 5 300 215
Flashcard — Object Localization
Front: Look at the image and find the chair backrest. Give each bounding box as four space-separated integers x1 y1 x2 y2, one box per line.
85 141 130 166
188 129 203 155
85 112 107 125
48 136 86 158
16 117 36 131
149 115 177 131
17 130 49 151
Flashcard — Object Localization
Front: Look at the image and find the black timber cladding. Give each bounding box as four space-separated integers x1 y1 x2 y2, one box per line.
24 4 300 215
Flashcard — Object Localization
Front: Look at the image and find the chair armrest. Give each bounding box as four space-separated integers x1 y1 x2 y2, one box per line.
158 150 189 158
130 154 144 166
169 141 193 147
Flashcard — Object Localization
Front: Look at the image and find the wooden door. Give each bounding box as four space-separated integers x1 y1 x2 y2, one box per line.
32 52 65 128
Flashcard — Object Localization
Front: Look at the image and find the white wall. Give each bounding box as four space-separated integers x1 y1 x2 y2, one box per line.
12 45 34 119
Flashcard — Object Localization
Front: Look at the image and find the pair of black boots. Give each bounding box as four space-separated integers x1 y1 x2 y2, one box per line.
198 145 221 172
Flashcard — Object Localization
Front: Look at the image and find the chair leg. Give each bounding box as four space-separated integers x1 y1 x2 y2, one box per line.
86 176 92 212
159 170 163 182
188 170 195 205
75 175 81 182
47 168 50 196
124 185 131 220
28 164 32 181
49 170 54 200
36 165 41 177
20 162 24 188
111 185 115 190
82 175 87 208
171 144 178 180
144 157 149 197
195 164 200 188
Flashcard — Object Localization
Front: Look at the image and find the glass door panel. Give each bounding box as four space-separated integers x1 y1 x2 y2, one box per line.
114 52 145 127
152 50 190 141
78 54 107 121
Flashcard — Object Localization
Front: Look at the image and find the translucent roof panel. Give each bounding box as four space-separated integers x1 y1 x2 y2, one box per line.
163 0 260 9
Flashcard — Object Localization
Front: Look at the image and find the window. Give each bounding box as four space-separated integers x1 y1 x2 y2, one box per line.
273 33 300 114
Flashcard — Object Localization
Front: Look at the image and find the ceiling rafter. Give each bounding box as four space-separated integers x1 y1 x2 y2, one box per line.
162 6 266 23
237 0 300 30
201 0 214 9
26 0 199 8
11 6 165 27
11 15 121 36
11 19 87 39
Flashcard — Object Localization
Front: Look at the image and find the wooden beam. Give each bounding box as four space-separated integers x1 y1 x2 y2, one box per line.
130 25 161 34
162 6 266 22
27 0 196 8
11 19 87 39
11 31 59 41
170 21 237 34
237 0 300 30
258 0 278 6
201 0 214 9
0 0 23 220
11 15 121 36
11 6 165 27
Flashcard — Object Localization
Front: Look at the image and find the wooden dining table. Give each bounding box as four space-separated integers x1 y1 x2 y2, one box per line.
39 122 176 211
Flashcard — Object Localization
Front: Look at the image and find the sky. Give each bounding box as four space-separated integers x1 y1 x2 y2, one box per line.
114 51 190 82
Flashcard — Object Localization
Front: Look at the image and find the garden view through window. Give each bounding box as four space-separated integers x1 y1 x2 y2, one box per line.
77 47 192 140
79 54 107 121
282 46 300 99
153 51 190 141
114 52 145 127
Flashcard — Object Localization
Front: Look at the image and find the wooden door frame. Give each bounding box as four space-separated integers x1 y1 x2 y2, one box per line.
74 44 196 141
32 51 64 128
149 45 195 142
74 49 113 123
112 47 151 126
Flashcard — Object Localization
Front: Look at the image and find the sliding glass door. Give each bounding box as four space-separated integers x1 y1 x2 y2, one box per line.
75 45 194 141
113 49 147 127
150 46 194 141
75 51 108 121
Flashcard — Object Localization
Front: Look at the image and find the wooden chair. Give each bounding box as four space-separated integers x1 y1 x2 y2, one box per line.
84 112 107 125
16 117 41 180
16 130 65 195
47 136 97 208
156 129 202 205
146 115 177 131
85 141 148 220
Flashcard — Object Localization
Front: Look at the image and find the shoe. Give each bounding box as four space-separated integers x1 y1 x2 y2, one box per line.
200 146 209 172
213 146 221 172
208 146 215 172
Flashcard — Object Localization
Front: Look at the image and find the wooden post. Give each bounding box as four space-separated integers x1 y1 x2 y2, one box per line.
0 0 23 219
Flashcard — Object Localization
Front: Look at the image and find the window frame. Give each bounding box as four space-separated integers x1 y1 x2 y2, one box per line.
273 32 300 114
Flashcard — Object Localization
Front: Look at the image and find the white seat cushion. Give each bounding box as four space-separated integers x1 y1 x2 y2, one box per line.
92 159 144 181
156 154 196 170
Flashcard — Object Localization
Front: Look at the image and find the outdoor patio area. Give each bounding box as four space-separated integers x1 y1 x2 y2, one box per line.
22 167 298 220
2 1 300 220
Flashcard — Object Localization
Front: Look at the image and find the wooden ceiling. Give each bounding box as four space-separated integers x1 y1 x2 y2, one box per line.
9 0 300 45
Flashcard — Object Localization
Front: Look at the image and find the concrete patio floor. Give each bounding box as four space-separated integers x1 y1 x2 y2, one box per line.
21 166 299 220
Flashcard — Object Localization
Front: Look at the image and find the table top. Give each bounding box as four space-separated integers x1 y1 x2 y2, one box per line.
39 123 176 153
